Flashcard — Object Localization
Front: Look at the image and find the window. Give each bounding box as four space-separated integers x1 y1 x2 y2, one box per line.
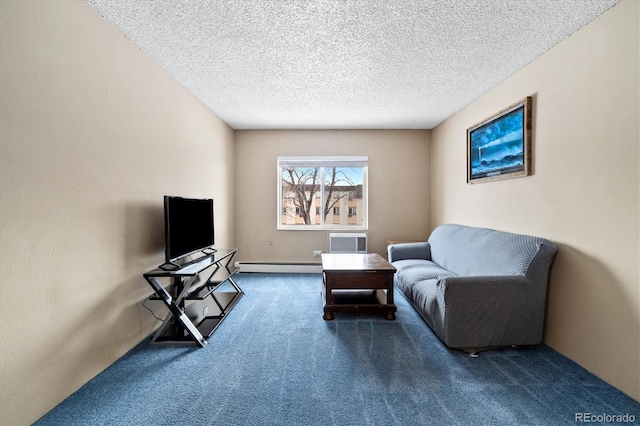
278 156 368 230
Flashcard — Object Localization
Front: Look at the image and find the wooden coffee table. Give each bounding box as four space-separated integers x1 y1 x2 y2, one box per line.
321 253 397 321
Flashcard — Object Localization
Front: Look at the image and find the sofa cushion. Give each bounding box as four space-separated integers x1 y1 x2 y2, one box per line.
393 259 454 297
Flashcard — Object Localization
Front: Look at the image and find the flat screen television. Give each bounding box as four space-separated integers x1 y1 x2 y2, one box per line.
163 196 215 269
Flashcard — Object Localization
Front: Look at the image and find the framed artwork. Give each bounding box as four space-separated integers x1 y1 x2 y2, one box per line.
467 97 532 184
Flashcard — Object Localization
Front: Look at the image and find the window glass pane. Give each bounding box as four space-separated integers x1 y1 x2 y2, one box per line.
281 166 321 226
322 167 364 226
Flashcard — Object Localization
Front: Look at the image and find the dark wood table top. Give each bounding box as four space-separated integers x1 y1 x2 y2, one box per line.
321 253 396 272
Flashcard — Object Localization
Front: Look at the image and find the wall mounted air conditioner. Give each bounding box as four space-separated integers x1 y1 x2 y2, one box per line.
329 233 367 253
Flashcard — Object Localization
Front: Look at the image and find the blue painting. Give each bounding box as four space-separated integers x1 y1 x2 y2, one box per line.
468 98 531 183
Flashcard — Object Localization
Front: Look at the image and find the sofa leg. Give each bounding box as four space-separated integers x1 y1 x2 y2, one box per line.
469 352 479 358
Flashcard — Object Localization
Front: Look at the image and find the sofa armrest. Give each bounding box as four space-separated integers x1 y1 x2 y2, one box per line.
437 274 546 347
387 242 431 262
440 274 527 289
439 275 527 298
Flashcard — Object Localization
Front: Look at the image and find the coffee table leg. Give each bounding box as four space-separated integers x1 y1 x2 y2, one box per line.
384 312 396 321
323 272 334 320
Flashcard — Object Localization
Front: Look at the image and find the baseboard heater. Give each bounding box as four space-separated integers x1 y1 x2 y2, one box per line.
234 261 322 274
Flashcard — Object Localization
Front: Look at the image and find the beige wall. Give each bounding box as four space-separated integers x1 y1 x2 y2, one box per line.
0 1 235 424
234 130 430 262
431 0 639 400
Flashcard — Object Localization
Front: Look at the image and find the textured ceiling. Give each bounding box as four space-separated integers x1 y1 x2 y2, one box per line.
86 0 619 130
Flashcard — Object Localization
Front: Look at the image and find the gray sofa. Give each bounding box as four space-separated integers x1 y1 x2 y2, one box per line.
388 224 558 352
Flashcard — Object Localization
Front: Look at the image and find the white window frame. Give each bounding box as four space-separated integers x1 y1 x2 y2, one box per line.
277 156 368 231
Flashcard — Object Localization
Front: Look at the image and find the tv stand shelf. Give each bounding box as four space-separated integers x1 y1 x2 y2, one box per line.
143 248 243 347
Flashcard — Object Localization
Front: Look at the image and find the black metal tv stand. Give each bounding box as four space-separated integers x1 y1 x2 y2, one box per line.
143 248 242 347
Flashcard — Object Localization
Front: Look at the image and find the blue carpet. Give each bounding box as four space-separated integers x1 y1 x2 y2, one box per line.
36 273 639 425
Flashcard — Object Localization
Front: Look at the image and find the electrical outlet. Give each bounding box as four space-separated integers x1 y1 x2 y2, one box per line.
269 238 275 246
314 250 322 257
203 305 209 316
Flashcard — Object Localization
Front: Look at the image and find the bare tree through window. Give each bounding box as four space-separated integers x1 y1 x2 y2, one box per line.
279 157 367 230
282 167 319 225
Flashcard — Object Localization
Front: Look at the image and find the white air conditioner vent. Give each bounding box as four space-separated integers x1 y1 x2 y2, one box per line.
329 233 367 253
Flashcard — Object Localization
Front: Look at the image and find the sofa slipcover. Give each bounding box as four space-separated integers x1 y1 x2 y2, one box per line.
388 224 558 352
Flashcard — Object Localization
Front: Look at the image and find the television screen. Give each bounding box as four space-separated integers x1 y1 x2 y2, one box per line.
164 196 214 264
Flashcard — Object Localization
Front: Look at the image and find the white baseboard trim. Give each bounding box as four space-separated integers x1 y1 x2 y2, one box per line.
235 261 322 274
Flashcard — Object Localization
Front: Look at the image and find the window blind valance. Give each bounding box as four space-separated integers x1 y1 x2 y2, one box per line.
277 156 368 168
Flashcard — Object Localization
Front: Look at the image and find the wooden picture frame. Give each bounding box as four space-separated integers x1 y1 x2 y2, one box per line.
467 97 532 184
